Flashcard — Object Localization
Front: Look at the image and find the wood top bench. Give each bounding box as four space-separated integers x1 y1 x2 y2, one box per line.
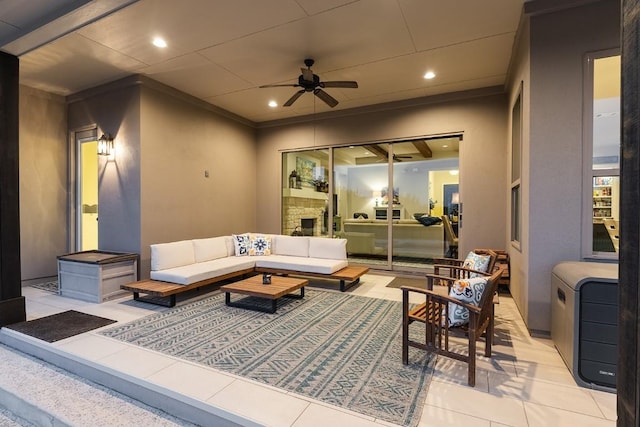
121 265 369 306
254 265 369 291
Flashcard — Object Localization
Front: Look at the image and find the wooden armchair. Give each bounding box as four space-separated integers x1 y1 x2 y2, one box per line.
401 269 502 387
429 249 498 291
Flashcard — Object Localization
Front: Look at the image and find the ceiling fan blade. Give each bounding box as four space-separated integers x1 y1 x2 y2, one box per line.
314 89 339 108
259 83 299 88
301 67 314 82
283 90 305 107
321 81 358 89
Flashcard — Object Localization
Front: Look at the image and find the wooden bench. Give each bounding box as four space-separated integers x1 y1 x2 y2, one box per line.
121 268 254 307
121 265 369 306
254 265 369 292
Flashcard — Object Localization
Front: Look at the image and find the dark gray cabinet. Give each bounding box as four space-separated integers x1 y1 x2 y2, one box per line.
551 261 617 391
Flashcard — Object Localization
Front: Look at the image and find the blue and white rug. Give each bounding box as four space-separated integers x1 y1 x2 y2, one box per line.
101 289 434 426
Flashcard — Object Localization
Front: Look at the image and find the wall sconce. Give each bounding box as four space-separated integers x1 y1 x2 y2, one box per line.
97 133 114 156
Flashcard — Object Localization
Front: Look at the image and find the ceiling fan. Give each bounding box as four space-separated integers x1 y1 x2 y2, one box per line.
259 59 358 108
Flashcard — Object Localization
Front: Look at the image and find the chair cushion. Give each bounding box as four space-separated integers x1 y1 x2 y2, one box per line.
248 233 272 256
462 251 491 277
232 233 251 256
448 276 489 326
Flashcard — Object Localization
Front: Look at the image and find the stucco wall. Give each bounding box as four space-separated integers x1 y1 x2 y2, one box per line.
19 86 67 282
512 0 620 333
256 90 508 255
67 80 142 259
139 83 257 276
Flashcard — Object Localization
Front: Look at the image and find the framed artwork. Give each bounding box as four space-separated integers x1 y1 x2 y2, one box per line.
296 157 316 187
381 187 400 204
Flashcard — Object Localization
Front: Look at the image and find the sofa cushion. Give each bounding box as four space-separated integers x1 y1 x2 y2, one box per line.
255 255 347 275
150 240 195 271
272 235 310 257
249 233 272 256
308 237 347 260
192 237 228 263
224 236 235 256
232 233 251 256
151 257 256 285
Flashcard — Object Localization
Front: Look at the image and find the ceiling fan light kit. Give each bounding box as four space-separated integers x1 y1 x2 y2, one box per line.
259 59 358 108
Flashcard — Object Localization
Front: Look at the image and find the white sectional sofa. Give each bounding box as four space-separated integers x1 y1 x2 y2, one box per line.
150 234 348 285
121 233 367 306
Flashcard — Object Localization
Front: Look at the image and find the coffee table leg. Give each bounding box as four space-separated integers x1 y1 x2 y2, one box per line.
271 299 277 313
282 286 305 300
225 292 231 306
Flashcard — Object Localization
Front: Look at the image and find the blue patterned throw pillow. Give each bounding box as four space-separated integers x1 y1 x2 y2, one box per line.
447 276 488 326
249 234 271 256
232 233 251 256
462 251 491 278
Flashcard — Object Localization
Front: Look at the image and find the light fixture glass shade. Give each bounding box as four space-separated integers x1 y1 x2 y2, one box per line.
97 134 114 156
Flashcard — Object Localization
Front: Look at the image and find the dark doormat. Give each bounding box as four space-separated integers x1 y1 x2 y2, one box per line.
385 276 430 289
3 310 117 342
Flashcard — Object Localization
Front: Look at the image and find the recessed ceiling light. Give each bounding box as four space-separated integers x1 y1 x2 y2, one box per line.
449 170 459 175
152 37 167 48
442 144 448 148
423 71 436 80
268 100 278 108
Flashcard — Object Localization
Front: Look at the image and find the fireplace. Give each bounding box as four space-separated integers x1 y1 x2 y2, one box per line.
301 218 317 236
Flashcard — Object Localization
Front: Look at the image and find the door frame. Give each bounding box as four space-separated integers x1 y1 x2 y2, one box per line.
68 126 98 252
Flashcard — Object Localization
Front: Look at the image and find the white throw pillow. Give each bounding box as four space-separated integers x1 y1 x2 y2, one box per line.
192 237 228 263
232 233 251 256
447 277 488 326
308 238 347 260
150 240 195 271
272 235 310 257
248 234 272 256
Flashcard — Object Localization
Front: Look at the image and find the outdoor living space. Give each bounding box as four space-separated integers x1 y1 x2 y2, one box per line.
0 273 616 427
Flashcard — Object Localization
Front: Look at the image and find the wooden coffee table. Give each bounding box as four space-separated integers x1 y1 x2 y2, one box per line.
220 275 308 313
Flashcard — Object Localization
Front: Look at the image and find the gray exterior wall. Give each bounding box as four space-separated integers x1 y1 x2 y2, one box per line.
507 0 620 333
139 82 257 276
19 86 67 282
68 79 142 259
256 90 509 257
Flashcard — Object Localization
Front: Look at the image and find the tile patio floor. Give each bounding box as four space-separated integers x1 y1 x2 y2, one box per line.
2 273 617 426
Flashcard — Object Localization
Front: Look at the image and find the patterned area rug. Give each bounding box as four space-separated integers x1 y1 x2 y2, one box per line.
102 289 434 426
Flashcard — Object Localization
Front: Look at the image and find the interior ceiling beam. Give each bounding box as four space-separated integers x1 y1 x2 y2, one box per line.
412 141 433 158
364 144 389 161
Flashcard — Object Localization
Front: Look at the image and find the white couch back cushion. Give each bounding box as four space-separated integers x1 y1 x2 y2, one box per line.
273 236 310 257
192 237 228 263
308 238 347 260
150 240 195 271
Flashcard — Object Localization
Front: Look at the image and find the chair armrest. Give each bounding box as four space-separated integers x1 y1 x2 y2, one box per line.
433 265 492 277
432 257 463 266
400 285 481 314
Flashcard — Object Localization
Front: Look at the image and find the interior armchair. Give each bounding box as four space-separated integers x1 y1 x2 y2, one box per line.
401 269 503 387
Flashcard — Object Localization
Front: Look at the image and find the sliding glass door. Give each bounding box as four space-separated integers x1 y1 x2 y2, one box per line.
281 136 460 272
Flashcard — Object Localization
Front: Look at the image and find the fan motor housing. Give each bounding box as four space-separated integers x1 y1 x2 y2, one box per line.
299 74 320 91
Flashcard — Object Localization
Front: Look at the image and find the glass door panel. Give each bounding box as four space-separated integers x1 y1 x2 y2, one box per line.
391 139 459 271
334 144 390 268
282 149 330 237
